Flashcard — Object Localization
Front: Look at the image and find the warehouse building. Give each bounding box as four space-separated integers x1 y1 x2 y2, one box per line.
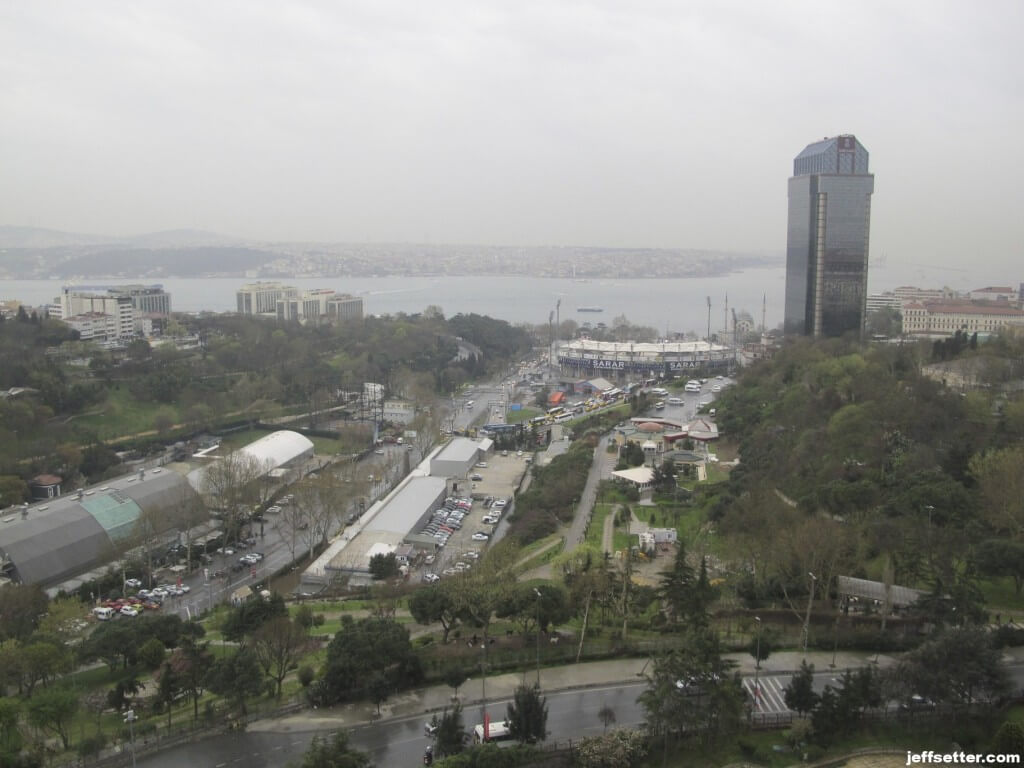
430 437 485 478
0 468 201 588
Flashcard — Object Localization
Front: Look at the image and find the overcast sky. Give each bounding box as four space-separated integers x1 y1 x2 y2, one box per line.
2 1 1022 273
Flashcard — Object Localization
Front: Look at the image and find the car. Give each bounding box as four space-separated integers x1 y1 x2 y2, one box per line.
424 720 439 736
137 588 151 598
442 567 458 576
266 505 282 514
900 694 936 712
481 515 499 525
424 554 435 565
516 451 523 457
120 605 140 617
423 573 441 584
179 584 191 593
472 532 490 541
213 569 227 578
151 587 168 598
250 552 264 561
375 449 385 455
475 462 488 468
464 551 480 560
501 450 508 457
493 499 507 508
712 385 722 393
470 474 483 481
715 375 724 380
124 577 143 588
222 547 235 556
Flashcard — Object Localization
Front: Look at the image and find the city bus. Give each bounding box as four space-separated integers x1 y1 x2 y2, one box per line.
546 406 565 418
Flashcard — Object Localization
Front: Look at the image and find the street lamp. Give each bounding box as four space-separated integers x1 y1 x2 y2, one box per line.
802 572 817 655
533 588 543 688
123 709 137 768
753 616 762 715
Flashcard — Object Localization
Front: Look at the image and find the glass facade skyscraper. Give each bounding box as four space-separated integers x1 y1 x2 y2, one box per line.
784 135 874 338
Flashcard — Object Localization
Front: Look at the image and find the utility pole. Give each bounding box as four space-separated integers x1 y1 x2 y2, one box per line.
534 588 543 688
802 572 817 655
124 709 137 768
621 509 632 641
753 616 762 716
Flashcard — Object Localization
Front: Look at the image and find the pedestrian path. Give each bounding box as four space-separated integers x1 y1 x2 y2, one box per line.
743 675 791 715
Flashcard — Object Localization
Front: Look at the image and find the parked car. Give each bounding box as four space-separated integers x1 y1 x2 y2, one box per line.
481 515 499 525
423 573 440 583
471 532 490 541
120 605 140 617
475 462 488 468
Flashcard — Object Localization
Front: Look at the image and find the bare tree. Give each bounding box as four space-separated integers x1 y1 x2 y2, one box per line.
198 452 272 544
252 616 312 698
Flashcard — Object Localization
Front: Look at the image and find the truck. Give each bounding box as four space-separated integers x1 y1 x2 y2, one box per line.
472 719 512 743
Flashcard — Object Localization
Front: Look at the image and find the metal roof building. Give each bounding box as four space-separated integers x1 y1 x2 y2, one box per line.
0 469 200 586
429 437 482 478
187 430 314 493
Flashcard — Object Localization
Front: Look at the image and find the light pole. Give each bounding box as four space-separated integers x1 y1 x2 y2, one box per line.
123 709 137 768
802 572 817 655
479 641 487 740
753 616 762 714
533 588 543 688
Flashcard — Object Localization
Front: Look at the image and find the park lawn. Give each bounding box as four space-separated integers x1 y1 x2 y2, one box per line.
978 575 1024 614
586 504 614 551
514 533 565 571
73 386 180 441
222 426 345 456
506 407 542 424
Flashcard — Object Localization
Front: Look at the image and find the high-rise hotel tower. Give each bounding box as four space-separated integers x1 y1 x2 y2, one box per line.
784 135 874 338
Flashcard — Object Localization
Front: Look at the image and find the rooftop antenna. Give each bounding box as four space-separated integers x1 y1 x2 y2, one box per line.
723 293 728 339
762 293 767 333
706 297 711 343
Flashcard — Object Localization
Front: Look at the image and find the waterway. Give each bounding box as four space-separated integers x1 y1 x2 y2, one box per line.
1 260 1009 335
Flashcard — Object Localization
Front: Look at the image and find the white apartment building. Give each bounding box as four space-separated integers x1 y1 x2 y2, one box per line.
968 286 1020 305
276 288 335 323
327 294 364 321
902 300 1024 336
236 282 298 315
63 312 118 341
383 399 415 425
58 289 135 338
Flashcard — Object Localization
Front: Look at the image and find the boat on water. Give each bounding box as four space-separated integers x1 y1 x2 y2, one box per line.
577 306 604 312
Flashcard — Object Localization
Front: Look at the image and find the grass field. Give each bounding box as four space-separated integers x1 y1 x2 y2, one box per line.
506 406 543 424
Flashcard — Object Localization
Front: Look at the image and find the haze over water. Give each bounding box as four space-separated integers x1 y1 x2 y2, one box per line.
4 260 1011 336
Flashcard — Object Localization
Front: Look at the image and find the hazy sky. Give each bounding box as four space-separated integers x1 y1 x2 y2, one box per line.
2 1 1022 272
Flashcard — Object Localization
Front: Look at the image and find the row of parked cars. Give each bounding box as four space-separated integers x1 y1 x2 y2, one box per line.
419 496 475 547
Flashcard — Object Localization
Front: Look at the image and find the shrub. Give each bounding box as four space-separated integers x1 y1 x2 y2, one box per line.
297 665 315 688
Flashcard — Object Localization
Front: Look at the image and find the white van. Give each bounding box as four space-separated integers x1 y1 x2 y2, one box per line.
92 607 115 621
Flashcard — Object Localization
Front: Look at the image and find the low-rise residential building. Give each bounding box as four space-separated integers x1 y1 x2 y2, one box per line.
902 300 1024 336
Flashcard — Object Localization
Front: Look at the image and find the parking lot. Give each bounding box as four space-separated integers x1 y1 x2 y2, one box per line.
418 450 530 581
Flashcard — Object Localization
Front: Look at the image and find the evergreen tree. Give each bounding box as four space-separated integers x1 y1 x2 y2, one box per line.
784 660 819 716
434 702 466 756
506 684 548 744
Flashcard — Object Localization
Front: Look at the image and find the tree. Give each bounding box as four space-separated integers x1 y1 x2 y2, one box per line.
368 552 399 581
206 648 265 716
0 584 48 643
408 585 461 644
990 721 1024 757
896 626 1010 711
292 731 371 768
221 592 288 642
366 671 389 716
434 702 466 757
26 687 78 750
443 666 468 700
784 660 819 716
969 447 1024 539
597 704 616 733
154 661 181 729
506 684 547 744
170 637 214 723
657 542 695 625
106 675 142 713
0 697 23 760
198 451 269 545
319 616 422 706
138 637 167 671
252 616 311 698
975 539 1024 595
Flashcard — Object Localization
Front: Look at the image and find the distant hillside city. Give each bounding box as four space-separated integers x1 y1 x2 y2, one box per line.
0 226 777 280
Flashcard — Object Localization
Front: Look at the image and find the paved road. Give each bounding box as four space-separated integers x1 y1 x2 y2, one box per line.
136 683 648 768
565 434 611 552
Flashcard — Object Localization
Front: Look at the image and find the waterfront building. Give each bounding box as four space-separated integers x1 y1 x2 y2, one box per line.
326 293 364 321
784 134 875 338
901 300 1024 337
276 288 335 323
115 284 172 315
58 288 135 338
236 281 298 315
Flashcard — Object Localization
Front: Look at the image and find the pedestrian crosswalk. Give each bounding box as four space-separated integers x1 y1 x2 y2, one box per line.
743 676 792 715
